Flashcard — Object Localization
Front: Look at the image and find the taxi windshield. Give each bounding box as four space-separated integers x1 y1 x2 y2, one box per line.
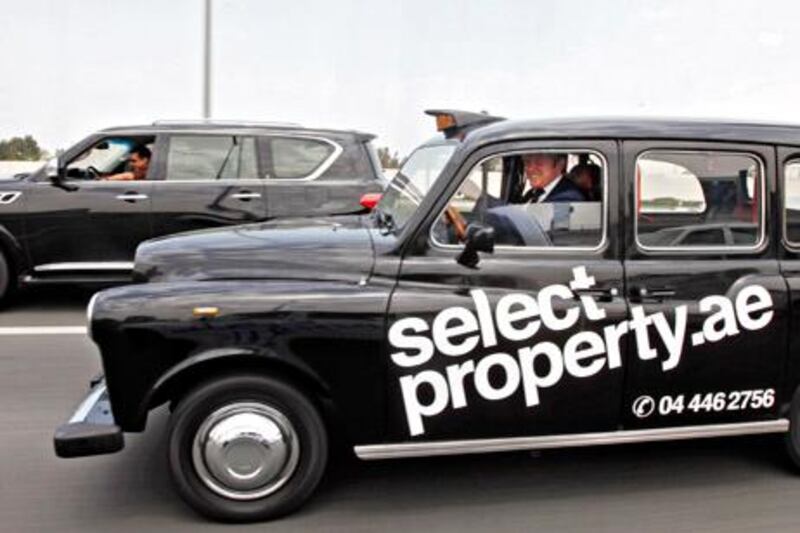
376 142 457 233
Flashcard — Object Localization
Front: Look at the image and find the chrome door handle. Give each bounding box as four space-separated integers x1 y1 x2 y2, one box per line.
630 286 676 302
232 192 262 200
115 193 148 202
573 287 619 302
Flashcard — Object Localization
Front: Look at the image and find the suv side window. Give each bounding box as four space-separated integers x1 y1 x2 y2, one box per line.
636 151 764 249
65 136 155 180
431 150 606 249
269 137 337 180
166 135 258 181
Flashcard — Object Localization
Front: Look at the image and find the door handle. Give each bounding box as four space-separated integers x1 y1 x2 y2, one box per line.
630 286 676 302
231 191 262 201
115 193 148 202
572 287 619 302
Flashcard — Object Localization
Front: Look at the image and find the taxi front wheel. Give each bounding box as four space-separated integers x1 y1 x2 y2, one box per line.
167 374 329 522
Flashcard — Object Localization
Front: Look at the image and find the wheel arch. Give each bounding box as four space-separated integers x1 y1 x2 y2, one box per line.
140 347 339 434
0 224 27 292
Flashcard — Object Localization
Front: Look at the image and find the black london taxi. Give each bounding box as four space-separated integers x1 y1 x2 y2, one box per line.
0 120 385 305
54 110 800 522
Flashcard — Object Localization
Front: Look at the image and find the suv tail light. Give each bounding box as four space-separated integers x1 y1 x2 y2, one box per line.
360 193 381 211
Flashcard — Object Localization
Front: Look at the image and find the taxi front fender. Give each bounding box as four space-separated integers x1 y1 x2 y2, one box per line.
91 280 390 441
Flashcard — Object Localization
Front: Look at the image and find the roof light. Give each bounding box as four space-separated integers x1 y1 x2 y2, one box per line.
424 109 505 139
434 113 457 132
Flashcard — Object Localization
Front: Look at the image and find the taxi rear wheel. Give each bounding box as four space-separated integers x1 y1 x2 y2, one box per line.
785 387 800 469
167 374 328 522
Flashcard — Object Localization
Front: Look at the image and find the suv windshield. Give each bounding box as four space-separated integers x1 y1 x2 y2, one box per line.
377 143 457 232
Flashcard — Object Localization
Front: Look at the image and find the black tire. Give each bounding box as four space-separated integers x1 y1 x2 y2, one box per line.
0 251 13 308
785 387 800 470
167 374 328 522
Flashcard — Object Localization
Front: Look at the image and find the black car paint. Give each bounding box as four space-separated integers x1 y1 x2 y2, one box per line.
88 118 800 449
0 123 384 289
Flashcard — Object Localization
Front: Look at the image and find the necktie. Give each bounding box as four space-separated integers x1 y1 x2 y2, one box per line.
522 188 545 204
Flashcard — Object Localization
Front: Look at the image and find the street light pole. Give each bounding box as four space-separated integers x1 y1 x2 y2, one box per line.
203 0 212 119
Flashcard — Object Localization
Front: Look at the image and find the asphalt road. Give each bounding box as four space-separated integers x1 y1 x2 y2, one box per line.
3 287 800 532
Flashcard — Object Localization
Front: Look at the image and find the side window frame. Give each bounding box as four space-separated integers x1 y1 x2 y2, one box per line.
779 149 800 252
259 135 343 182
411 139 617 258
159 133 262 183
624 140 773 257
60 135 157 182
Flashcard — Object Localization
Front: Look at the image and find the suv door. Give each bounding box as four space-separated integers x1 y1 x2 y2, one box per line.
622 141 787 429
150 134 267 237
23 136 153 270
386 140 627 442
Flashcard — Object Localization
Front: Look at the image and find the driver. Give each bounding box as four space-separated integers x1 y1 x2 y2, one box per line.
518 153 585 203
103 145 151 181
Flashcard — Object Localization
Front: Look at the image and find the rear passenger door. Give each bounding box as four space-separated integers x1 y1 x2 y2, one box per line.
261 135 381 218
150 134 267 237
622 141 787 429
778 149 800 405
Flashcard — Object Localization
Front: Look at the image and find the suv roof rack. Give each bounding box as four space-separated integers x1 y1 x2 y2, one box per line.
152 119 302 128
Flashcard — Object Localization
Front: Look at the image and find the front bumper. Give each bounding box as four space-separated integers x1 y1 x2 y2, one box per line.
54 378 124 458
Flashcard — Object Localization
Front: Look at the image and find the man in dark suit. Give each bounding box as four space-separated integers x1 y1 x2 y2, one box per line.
518 153 586 203
480 153 586 246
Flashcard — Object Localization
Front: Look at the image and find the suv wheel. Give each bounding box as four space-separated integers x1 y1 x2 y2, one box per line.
167 374 328 522
0 251 13 307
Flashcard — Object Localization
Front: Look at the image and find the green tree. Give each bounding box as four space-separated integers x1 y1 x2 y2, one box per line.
377 146 401 169
0 135 46 161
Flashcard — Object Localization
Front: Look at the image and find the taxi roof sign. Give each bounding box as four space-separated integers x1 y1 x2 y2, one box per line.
425 109 505 139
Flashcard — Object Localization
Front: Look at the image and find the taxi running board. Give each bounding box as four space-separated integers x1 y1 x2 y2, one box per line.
354 419 789 460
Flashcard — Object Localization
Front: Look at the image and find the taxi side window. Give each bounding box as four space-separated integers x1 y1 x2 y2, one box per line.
784 160 800 246
166 135 258 181
431 151 605 249
636 151 763 249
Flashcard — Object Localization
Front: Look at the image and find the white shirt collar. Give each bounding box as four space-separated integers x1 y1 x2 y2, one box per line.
537 174 564 202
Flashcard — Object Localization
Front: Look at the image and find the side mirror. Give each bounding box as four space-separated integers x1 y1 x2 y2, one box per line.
457 223 495 269
44 157 60 180
46 158 77 192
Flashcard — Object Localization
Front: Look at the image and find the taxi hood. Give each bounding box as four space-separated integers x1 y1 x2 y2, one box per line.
133 215 375 283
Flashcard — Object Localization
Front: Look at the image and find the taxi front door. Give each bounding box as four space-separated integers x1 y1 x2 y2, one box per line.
385 140 628 442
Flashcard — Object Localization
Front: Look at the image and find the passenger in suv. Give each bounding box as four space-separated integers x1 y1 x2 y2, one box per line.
0 120 385 305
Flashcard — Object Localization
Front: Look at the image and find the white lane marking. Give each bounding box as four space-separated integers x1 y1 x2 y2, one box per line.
0 326 87 336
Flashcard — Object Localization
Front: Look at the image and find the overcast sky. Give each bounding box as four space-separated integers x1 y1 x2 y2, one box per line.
1 0 799 156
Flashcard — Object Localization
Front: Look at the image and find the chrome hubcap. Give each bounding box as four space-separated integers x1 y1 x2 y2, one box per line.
192 402 300 500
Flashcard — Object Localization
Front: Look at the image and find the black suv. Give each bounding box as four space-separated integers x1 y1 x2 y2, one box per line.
57 111 800 522
0 120 385 304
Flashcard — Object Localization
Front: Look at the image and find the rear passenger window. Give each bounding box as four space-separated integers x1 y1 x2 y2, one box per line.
270 138 336 179
166 136 258 181
636 151 763 249
784 160 800 245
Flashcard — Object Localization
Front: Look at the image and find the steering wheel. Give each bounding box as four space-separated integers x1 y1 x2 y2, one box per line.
445 205 468 242
84 166 101 180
